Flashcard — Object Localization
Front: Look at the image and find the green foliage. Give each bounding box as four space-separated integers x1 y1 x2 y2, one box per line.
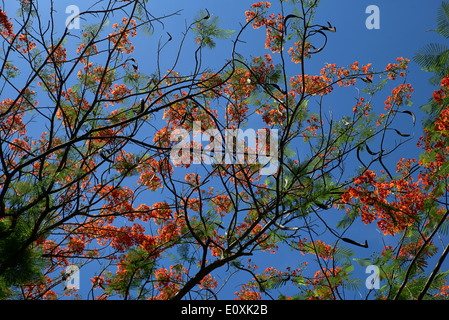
334 245 355 263
414 2 449 87
437 1 449 38
414 43 449 84
105 247 156 299
0 218 46 299
192 10 235 49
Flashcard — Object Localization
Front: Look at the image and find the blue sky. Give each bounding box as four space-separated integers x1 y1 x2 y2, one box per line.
3 0 447 299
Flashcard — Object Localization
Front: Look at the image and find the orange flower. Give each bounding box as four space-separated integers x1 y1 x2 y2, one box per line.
0 8 13 38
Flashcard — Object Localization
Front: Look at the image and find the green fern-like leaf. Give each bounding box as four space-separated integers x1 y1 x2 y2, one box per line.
414 43 449 73
335 245 355 262
193 10 235 49
437 1 449 38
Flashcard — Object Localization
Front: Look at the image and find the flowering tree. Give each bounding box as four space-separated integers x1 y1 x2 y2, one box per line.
0 0 447 300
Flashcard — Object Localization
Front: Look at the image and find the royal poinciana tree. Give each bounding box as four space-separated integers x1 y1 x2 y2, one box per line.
0 0 448 300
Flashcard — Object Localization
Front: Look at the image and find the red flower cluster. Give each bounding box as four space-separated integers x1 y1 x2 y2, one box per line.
306 267 344 299
385 57 409 80
290 74 333 97
342 169 429 235
109 17 137 54
153 265 187 299
416 76 449 172
432 75 449 106
384 83 414 110
288 41 312 64
0 8 13 38
245 2 285 52
298 239 335 260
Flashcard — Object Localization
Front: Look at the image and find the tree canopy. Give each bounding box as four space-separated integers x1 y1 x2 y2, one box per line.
0 0 448 301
